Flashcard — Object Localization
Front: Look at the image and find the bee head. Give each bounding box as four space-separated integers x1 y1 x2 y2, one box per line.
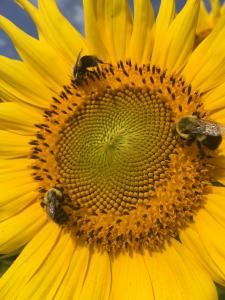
176 115 198 140
43 188 63 206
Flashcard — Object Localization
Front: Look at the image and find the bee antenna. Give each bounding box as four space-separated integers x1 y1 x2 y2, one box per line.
77 48 83 60
73 48 83 77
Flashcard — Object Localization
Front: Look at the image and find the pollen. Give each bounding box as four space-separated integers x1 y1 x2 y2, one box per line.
30 61 215 253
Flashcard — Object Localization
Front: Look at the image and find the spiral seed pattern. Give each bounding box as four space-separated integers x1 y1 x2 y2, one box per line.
56 87 176 215
31 62 213 252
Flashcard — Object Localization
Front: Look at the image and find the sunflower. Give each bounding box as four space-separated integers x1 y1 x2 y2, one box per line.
0 0 225 299
196 0 225 44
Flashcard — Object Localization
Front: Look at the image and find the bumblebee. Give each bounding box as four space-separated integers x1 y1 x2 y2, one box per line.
41 188 69 225
73 49 104 85
176 114 224 150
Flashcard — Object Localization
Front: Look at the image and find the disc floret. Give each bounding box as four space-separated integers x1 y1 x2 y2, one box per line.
30 61 214 252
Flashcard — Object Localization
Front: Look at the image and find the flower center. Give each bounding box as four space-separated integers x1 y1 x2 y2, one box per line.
31 61 214 253
57 87 175 214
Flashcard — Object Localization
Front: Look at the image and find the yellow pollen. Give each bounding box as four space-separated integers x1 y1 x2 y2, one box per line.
30 61 214 253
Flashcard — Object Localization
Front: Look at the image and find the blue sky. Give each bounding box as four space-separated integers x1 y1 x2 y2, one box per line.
0 0 224 59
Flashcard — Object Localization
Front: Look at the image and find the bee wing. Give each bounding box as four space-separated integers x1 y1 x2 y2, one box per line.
194 119 224 136
217 125 225 136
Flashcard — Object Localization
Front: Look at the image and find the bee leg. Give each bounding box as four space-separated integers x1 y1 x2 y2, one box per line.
196 141 205 158
192 111 201 118
96 57 104 64
86 69 95 76
40 201 46 208
186 136 195 146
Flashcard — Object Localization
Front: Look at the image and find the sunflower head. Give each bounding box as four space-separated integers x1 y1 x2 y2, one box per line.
28 58 217 253
1 0 225 299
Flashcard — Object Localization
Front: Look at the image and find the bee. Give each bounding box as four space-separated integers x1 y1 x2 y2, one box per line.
41 188 69 225
176 114 224 151
73 49 104 85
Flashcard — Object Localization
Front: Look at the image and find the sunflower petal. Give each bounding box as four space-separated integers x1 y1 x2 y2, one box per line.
110 252 154 300
54 246 90 300
79 250 111 300
83 0 110 61
129 0 154 64
16 0 87 62
205 187 225 228
0 190 37 222
0 171 35 196
0 102 41 134
204 82 225 113
151 0 175 64
222 2 225 14
0 167 37 221
0 16 70 89
0 202 46 254
210 143 225 185
16 232 75 299
210 0 221 24
104 0 133 62
157 0 200 73
0 158 31 172
181 225 225 285
0 223 60 298
183 16 225 92
0 130 32 158
144 240 217 300
181 199 225 286
0 56 52 108
197 1 211 33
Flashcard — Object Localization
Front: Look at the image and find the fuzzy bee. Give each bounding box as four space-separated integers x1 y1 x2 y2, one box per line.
73 49 104 85
41 188 69 225
176 114 224 151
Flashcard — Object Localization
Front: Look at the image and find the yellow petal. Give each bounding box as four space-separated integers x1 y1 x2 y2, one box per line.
181 201 225 286
204 82 225 113
0 165 37 221
196 208 225 279
0 190 38 222
209 109 225 124
0 158 30 173
210 0 221 24
0 16 70 89
222 2 225 15
104 0 133 62
144 240 217 300
151 0 175 65
54 246 90 300
181 225 225 285
157 0 200 73
79 250 111 300
17 0 88 64
83 0 110 61
211 152 225 185
206 187 225 228
0 102 41 134
0 170 35 190
84 0 133 62
110 251 154 300
0 56 52 108
197 1 211 33
0 222 61 298
171 240 217 299
183 16 225 92
129 0 154 64
0 130 31 158
0 202 46 254
16 232 75 299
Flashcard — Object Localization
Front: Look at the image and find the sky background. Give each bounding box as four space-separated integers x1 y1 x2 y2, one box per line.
0 0 224 59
